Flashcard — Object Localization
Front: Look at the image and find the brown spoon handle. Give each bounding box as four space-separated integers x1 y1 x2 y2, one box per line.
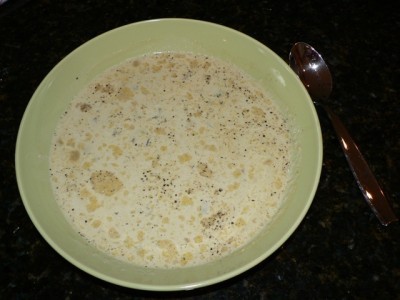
318 103 398 225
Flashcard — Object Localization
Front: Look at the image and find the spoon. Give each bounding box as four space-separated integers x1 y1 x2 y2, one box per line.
289 42 398 226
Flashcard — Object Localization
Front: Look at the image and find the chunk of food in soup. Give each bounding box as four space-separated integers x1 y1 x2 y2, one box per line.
49 52 297 268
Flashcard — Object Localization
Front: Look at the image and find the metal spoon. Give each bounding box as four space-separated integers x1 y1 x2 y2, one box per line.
289 42 398 226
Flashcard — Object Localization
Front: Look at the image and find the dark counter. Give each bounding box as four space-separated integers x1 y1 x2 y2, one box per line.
1 1 399 299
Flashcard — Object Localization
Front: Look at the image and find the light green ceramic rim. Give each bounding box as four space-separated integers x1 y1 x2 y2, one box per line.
15 18 322 291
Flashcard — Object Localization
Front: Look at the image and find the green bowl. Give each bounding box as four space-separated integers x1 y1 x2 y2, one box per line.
15 19 322 291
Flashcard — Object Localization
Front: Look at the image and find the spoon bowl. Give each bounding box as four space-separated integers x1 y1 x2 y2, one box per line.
289 42 332 100
289 42 398 226
289 42 333 101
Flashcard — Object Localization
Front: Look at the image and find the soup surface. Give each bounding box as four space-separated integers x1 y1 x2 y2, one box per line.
49 52 296 268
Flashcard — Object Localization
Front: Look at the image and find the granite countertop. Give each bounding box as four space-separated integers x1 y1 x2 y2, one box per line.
1 1 399 299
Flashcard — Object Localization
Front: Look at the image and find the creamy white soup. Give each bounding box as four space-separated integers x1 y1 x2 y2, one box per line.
49 52 297 268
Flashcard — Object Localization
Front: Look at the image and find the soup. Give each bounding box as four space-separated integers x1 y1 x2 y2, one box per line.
49 52 296 268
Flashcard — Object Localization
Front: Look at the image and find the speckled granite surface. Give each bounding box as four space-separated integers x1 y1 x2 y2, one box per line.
1 1 399 299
